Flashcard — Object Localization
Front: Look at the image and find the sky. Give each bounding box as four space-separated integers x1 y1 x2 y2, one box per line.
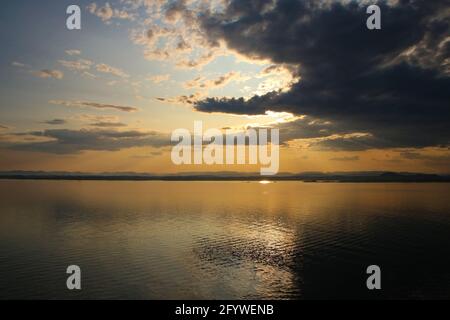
0 0 449 174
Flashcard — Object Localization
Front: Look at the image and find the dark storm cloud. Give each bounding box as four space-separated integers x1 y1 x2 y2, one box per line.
9 129 170 154
194 0 450 150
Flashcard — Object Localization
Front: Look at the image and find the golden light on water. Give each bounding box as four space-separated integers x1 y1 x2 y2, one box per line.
259 180 272 184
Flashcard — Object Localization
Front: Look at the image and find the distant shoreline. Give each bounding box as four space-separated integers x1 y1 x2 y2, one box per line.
1 172 449 183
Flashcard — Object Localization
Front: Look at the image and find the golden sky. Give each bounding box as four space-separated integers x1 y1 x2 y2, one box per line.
0 1 449 174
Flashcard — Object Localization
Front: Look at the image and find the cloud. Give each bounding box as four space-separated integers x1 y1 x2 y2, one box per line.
65 49 81 56
13 61 68 80
193 0 450 151
329 156 360 162
131 150 164 159
164 0 189 23
81 71 98 79
59 59 94 71
399 149 450 170
59 54 127 80
175 50 222 69
400 151 425 160
8 128 170 154
156 92 205 106
96 63 129 78
87 2 136 23
400 151 450 162
89 122 127 128
49 100 139 113
33 69 64 79
260 64 295 76
184 71 249 90
147 74 171 84
127 0 227 69
11 61 28 68
75 114 120 123
44 119 67 125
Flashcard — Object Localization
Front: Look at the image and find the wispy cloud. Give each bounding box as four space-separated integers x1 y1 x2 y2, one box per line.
32 69 64 79
96 63 129 78
156 92 204 106
89 122 127 128
65 49 81 56
8 128 170 154
87 2 136 23
11 61 28 68
59 59 93 71
43 119 67 125
147 74 171 84
329 156 360 162
75 114 120 123
49 100 139 113
59 55 127 80
13 60 66 80
184 72 249 90
400 151 450 162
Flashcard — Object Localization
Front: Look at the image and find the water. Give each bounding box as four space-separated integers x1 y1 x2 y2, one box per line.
0 180 449 299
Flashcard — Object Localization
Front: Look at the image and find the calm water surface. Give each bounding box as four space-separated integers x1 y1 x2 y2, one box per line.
0 181 449 299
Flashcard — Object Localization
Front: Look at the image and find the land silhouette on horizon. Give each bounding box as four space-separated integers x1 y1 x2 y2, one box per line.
0 171 449 182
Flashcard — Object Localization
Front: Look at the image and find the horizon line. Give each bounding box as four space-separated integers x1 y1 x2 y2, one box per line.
0 170 449 183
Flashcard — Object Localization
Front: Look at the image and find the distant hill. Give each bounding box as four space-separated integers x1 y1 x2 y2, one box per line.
0 171 449 182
